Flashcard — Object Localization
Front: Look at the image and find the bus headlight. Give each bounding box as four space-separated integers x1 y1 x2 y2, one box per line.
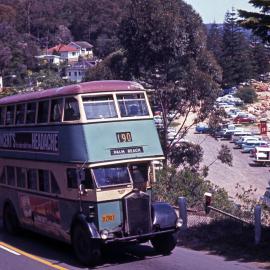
176 218 183 228
100 230 109 240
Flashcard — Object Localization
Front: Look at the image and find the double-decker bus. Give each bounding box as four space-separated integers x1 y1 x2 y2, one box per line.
0 80 182 265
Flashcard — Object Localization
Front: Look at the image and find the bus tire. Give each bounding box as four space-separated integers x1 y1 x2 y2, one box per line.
71 224 101 266
151 233 177 255
3 203 20 235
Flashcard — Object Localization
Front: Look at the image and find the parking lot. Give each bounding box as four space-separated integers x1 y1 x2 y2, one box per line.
187 128 270 199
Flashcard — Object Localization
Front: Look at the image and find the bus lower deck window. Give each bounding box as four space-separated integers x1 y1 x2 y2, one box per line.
27 169 38 190
16 167 26 188
39 169 50 193
7 166 15 186
0 169 6 184
51 173 60 194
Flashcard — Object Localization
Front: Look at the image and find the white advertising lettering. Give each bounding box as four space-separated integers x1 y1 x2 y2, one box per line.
0 131 59 154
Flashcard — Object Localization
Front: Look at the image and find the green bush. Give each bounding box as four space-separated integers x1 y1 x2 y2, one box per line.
235 86 257 104
153 167 235 211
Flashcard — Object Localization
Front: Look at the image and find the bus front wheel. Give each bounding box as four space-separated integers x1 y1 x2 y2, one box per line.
3 203 20 235
151 233 177 255
71 224 101 266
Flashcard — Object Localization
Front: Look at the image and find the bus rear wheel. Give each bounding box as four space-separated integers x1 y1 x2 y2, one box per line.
72 224 101 266
151 233 177 255
3 203 20 235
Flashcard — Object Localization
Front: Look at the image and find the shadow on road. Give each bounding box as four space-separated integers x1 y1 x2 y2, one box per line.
178 219 270 269
0 222 163 269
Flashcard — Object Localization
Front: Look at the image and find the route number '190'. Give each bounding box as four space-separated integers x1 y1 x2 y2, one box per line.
116 132 132 143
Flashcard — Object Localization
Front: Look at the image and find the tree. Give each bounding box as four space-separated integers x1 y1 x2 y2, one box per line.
207 22 223 63
221 9 255 87
116 0 222 163
238 0 270 43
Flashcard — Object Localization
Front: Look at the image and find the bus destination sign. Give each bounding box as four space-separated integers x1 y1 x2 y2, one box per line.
0 131 59 154
110 146 143 156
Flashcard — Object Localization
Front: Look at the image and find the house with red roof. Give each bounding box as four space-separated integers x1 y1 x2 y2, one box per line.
46 44 80 63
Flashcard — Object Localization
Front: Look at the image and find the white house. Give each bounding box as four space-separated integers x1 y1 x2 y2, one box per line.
35 54 61 65
47 44 80 63
68 41 94 59
66 60 97 83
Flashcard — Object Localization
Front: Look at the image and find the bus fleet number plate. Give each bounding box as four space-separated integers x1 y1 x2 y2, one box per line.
116 132 132 143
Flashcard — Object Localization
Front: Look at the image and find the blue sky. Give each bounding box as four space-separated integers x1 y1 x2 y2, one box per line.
184 0 257 23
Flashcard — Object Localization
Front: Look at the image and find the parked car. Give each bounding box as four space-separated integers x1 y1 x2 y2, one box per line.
233 113 256 124
154 115 163 128
195 123 210 133
241 140 268 153
235 136 262 148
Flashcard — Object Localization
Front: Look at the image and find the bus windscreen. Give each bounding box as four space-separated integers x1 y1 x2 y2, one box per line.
93 166 131 187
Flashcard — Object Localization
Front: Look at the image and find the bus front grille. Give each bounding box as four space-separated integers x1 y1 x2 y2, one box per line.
124 192 151 236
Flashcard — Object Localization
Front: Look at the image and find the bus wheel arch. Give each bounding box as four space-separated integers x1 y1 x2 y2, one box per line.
3 201 21 235
70 215 101 265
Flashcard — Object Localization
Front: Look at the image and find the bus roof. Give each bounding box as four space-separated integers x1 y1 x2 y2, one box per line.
0 80 145 105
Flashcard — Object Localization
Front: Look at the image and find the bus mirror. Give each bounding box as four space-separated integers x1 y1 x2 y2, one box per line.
79 183 87 195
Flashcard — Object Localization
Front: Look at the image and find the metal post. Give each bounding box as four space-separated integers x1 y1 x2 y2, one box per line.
178 197 187 230
254 205 262 245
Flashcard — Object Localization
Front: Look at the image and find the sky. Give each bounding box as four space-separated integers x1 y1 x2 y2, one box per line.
184 0 257 23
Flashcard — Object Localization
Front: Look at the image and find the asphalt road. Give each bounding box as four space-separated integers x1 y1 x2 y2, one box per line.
0 224 261 270
187 128 270 199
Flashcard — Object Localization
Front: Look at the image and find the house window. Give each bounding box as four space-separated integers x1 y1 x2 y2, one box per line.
68 72 71 76
74 72 77 76
72 52 76 56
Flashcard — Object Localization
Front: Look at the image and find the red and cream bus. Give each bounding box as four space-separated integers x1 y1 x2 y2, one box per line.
0 80 182 265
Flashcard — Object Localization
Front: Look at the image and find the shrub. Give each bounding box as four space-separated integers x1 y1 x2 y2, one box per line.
235 86 257 104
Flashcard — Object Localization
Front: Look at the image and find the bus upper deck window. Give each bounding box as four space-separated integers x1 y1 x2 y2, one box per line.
117 93 149 117
64 97 80 121
37 100 49 123
0 107 5 125
26 102 36 124
16 104 26 125
50 99 63 122
82 95 117 120
6 105 15 125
